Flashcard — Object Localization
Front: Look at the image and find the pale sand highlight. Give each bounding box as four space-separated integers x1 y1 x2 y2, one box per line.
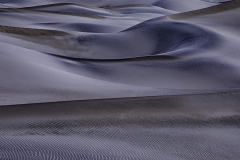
0 0 240 159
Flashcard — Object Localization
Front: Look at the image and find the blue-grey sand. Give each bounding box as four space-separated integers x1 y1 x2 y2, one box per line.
0 0 240 159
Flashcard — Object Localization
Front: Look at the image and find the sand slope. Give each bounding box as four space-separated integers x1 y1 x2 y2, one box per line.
0 0 240 104
0 0 240 159
1 91 240 159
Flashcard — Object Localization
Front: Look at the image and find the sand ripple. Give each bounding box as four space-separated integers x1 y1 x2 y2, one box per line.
0 0 240 159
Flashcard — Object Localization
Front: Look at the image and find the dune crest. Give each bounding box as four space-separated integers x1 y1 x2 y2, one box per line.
0 0 240 159
169 0 240 19
0 0 239 104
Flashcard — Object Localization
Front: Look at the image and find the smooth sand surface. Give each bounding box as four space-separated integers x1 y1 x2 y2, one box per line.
0 0 240 159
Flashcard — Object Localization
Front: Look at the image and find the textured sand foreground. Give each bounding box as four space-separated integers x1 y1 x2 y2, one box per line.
0 0 240 159
1 91 240 159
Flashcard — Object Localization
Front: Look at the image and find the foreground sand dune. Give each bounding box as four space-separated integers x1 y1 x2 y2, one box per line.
1 91 240 159
0 0 240 159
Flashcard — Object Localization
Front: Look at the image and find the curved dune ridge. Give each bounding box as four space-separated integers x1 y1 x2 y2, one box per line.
169 0 240 19
0 0 240 159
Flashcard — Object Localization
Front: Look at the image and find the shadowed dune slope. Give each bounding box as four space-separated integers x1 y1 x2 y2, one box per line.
153 0 216 12
0 0 216 10
0 0 240 105
0 25 67 36
1 90 240 118
1 0 240 159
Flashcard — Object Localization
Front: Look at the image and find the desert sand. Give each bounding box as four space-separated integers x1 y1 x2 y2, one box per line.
0 0 240 159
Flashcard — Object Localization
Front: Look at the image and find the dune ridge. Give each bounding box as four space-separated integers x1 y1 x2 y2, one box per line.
17 3 104 10
0 0 240 159
169 0 240 19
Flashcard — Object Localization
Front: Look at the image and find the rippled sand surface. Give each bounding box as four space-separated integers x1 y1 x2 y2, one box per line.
0 0 240 159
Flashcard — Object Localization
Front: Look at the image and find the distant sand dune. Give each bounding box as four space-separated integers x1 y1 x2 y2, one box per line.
169 0 240 19
17 3 119 14
0 0 240 159
18 3 106 11
47 52 177 62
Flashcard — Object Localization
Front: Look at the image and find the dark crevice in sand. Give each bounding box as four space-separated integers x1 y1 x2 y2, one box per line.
0 25 68 36
45 52 178 62
30 10 106 19
0 8 106 19
105 4 153 10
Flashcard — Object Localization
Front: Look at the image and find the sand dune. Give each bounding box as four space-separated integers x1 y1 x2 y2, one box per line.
169 0 240 19
109 5 176 15
19 3 119 16
0 0 240 159
1 91 240 159
153 0 216 12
